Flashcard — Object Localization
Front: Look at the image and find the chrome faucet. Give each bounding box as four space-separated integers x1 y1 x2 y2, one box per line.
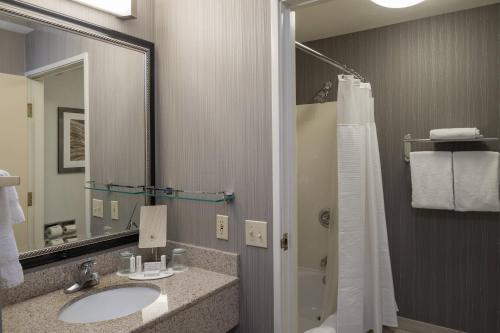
64 259 100 294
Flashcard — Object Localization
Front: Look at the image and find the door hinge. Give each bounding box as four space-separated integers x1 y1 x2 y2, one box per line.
27 103 33 118
281 233 288 251
27 192 33 206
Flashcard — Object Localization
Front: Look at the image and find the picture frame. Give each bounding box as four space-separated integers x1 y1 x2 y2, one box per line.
58 107 85 173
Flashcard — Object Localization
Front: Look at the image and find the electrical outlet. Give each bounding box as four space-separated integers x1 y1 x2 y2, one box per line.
216 215 229 240
245 220 268 248
92 199 103 218
111 201 119 220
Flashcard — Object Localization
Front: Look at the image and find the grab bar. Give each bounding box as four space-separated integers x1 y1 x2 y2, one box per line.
0 176 20 187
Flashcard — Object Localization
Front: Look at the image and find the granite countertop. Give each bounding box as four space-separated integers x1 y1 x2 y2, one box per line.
2 267 238 333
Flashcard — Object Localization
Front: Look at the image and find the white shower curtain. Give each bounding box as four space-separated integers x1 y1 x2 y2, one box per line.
322 75 398 333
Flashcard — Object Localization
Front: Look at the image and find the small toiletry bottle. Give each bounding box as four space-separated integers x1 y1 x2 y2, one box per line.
130 256 136 273
136 255 142 272
160 255 166 271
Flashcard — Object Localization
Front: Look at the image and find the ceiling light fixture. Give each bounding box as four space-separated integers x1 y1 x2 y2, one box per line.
370 0 425 8
70 0 136 18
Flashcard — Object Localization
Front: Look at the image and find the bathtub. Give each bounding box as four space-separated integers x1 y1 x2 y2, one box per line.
298 267 325 332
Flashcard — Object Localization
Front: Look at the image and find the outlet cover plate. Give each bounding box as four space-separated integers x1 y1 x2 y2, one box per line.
245 220 267 248
216 215 229 240
92 199 103 218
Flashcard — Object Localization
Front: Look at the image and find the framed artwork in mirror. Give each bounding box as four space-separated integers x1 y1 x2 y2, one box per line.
58 107 85 173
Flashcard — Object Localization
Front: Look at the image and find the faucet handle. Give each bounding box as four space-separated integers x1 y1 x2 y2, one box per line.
79 259 96 270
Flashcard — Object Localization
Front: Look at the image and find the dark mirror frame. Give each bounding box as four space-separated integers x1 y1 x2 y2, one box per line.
0 0 155 269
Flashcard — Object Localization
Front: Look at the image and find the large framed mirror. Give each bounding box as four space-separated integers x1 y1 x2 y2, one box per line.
0 0 154 268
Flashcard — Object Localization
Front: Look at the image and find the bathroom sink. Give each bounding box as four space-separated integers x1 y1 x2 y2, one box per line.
58 285 161 323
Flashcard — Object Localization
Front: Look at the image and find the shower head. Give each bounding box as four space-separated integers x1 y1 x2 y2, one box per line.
313 81 333 103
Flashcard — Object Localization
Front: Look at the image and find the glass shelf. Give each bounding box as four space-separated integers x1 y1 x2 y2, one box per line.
153 188 235 203
85 182 146 195
85 182 234 203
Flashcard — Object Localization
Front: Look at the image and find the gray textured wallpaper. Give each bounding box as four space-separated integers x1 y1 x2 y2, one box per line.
154 1 274 332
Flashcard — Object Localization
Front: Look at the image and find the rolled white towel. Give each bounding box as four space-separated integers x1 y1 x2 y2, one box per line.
45 225 64 239
62 224 77 235
429 128 480 140
46 238 65 246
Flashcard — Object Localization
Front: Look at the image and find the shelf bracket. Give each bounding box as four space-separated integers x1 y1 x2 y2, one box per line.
404 133 412 163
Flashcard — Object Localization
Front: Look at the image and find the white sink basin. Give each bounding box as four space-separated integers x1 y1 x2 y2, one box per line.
58 286 161 323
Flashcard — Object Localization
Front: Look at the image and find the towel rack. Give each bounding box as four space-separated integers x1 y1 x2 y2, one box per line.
0 176 20 187
403 134 498 162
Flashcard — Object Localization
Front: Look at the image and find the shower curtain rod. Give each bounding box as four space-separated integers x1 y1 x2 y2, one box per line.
295 41 366 82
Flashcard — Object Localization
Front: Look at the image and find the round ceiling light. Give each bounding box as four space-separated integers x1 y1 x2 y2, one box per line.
370 0 425 8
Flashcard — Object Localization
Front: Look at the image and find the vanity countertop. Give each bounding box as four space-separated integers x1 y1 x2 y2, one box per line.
2 267 239 333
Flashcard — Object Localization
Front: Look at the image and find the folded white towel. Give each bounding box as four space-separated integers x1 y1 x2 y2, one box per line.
410 152 454 210
429 128 480 140
453 151 500 212
0 170 25 289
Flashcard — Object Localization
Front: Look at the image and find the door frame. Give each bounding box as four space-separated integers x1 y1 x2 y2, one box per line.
26 78 43 249
271 1 298 332
25 53 91 247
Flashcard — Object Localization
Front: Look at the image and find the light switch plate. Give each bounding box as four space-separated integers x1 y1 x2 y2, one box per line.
245 220 268 248
92 199 103 218
111 201 119 220
216 215 229 240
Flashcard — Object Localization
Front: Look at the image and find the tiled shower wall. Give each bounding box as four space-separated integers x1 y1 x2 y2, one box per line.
296 5 500 333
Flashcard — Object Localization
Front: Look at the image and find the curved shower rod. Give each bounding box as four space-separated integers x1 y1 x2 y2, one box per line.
295 41 366 82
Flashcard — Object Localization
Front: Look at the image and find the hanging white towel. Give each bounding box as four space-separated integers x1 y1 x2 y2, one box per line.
429 128 480 140
453 151 500 212
0 170 25 289
409 152 454 210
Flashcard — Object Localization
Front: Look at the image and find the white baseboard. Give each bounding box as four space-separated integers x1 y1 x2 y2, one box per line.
385 317 466 333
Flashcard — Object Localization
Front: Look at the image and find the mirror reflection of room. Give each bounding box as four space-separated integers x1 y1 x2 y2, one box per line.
0 13 147 253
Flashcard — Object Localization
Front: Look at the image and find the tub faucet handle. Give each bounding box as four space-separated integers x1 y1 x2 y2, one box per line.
320 256 328 270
